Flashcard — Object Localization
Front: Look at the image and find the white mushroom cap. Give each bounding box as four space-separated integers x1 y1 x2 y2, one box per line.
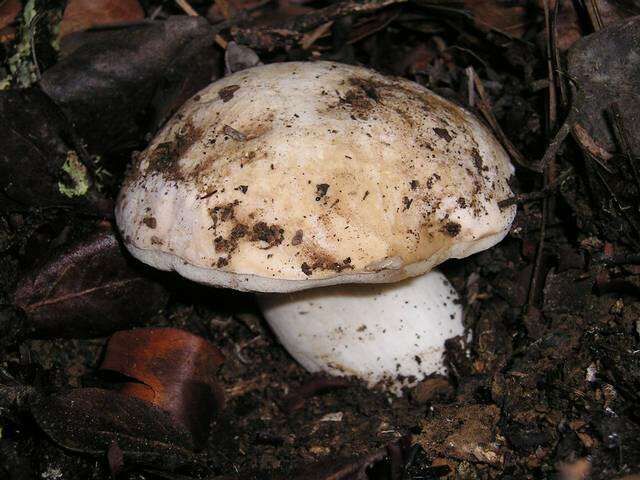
116 61 515 293
257 270 463 392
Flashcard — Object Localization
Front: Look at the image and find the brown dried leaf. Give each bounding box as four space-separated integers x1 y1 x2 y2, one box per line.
101 328 225 448
0 0 20 30
59 0 144 38
568 17 640 244
539 0 638 50
465 0 530 38
13 226 168 338
568 17 640 156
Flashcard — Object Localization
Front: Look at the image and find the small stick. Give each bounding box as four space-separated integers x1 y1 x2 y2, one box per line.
499 168 573 208
585 0 604 31
468 66 533 172
465 66 475 107
301 21 334 50
526 190 548 311
551 0 568 107
215 33 228 49
609 103 640 193
572 122 613 171
535 115 573 172
174 0 199 16
543 0 557 135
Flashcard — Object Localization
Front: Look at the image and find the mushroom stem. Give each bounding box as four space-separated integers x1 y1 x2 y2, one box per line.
256 270 464 394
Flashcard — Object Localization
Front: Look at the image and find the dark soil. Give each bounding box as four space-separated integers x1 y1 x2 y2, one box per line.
2 1 640 479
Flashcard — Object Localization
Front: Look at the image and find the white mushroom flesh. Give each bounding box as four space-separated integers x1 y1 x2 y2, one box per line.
257 270 463 393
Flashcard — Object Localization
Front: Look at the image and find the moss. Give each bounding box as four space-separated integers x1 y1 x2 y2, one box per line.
3 0 39 89
58 151 90 198
1 0 63 89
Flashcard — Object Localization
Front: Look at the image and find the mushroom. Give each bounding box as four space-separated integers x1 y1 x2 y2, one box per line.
116 61 515 392
257 271 464 391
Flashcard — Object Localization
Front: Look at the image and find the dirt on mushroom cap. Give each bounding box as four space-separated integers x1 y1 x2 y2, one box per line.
116 61 516 292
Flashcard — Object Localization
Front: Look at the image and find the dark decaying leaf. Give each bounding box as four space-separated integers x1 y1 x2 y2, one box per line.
0 88 110 212
30 388 202 469
568 17 640 157
107 441 124 479
567 17 640 244
40 16 221 157
100 328 225 448
231 0 406 51
13 226 168 338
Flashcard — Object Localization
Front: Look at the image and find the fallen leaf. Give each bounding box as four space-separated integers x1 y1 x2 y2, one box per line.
231 0 405 51
568 17 640 156
13 226 168 338
31 388 202 469
206 0 272 23
100 327 225 448
40 16 221 157
567 17 640 243
59 0 144 38
0 88 110 212
0 0 20 31
465 0 529 38
537 0 637 51
107 441 124 478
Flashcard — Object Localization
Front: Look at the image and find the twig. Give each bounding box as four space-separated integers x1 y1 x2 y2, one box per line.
498 169 573 208
609 103 640 194
466 66 475 107
535 115 573 172
301 21 334 50
543 0 557 135
215 34 228 49
572 122 613 172
584 0 604 31
232 0 407 50
468 66 534 172
347 8 400 45
526 188 548 312
149 6 164 20
551 0 568 108
174 0 199 17
289 0 406 33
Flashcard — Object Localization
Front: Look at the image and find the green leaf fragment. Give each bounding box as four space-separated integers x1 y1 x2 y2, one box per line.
59 151 90 198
